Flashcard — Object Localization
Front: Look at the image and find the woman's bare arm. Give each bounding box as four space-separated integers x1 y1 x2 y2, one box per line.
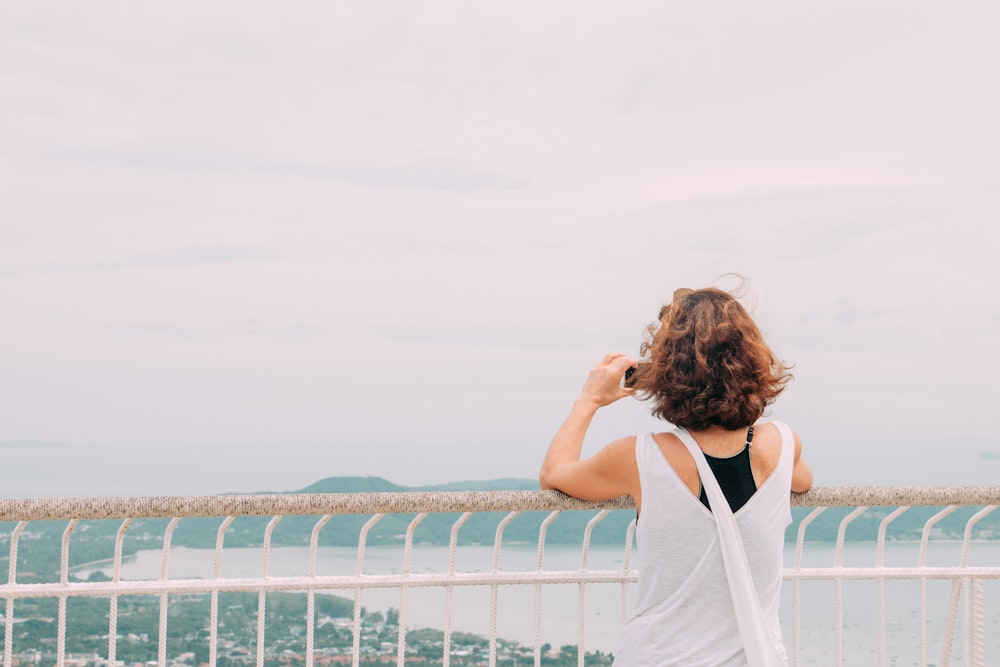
791 430 813 493
539 353 640 501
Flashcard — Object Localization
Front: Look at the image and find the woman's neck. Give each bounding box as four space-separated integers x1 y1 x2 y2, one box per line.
687 424 752 457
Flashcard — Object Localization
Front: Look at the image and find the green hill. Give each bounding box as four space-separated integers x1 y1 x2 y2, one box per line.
289 475 539 493
294 475 409 494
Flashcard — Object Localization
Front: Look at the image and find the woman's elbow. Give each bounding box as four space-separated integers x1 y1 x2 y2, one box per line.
540 461 574 492
538 466 559 491
791 464 814 494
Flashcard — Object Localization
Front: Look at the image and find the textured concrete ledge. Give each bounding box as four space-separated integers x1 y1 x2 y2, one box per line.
0 486 998 521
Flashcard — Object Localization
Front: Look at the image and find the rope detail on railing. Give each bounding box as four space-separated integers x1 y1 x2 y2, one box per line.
3 486 1000 521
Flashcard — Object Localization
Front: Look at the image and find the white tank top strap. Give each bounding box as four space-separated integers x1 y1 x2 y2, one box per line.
771 420 796 470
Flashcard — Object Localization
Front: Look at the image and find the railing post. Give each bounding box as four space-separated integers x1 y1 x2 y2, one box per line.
397 513 427 667
157 518 180 667
919 505 959 666
876 506 909 667
352 513 383 667
833 507 868 667
792 506 826 667
4 521 27 667
57 520 79 667
108 518 132 667
534 511 561 667
257 516 282 667
209 516 235 667
305 514 332 667
443 512 473 667
489 512 521 667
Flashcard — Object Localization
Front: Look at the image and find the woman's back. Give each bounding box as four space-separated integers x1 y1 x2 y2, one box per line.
640 421 785 514
614 422 795 667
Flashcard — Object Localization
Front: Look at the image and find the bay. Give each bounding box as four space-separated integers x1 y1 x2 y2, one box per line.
75 540 1000 665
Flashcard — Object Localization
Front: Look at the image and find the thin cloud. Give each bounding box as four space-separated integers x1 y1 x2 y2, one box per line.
374 321 619 348
44 146 530 192
318 157 530 192
829 302 889 327
2 245 280 276
107 322 326 341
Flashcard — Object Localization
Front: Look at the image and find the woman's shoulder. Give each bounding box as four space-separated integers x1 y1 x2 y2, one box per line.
752 421 800 469
759 419 797 434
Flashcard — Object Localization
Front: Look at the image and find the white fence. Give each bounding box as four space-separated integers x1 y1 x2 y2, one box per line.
1 487 998 667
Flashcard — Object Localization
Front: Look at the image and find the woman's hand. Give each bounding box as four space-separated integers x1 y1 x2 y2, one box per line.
578 353 638 407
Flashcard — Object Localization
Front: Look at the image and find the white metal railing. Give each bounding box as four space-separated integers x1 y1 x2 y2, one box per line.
0 487 998 667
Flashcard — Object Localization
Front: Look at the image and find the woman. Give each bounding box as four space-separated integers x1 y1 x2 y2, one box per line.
539 286 813 667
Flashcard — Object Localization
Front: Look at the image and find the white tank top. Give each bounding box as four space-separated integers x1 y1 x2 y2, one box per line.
613 421 794 667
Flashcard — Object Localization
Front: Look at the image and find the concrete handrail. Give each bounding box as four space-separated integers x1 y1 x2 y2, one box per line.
1 486 999 521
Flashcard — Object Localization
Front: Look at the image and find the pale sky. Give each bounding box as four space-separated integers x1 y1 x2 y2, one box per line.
2 2 998 497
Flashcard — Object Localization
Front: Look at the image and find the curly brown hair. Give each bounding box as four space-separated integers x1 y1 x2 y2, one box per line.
631 287 791 431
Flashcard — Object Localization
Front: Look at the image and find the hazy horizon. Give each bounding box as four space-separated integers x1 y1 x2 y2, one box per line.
3 430 999 499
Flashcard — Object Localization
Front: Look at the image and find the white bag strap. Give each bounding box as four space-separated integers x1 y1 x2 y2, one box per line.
675 426 785 667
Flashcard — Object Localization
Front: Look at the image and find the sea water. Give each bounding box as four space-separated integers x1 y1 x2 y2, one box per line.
74 540 1000 664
